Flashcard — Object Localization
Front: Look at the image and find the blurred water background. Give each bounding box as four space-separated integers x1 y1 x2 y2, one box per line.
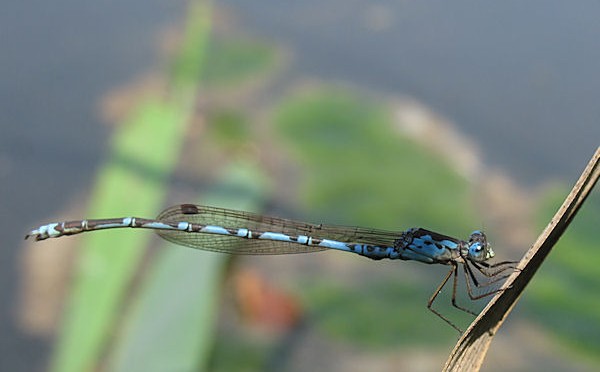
2 1 599 371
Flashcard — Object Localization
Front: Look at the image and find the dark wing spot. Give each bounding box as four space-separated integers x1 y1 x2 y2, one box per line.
180 204 200 215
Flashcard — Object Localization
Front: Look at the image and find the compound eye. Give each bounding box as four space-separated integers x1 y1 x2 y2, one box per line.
469 242 485 259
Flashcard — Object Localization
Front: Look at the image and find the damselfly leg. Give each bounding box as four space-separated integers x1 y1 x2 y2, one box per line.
427 260 518 332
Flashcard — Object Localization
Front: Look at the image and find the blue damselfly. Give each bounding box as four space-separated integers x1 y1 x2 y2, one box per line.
26 204 515 331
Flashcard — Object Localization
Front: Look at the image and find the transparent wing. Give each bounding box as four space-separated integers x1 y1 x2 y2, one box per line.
155 204 401 255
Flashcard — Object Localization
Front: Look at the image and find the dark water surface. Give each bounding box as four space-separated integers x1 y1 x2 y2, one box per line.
2 1 599 370
222 0 600 186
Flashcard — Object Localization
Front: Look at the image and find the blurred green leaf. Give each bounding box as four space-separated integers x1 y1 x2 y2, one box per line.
172 0 213 89
52 98 191 372
51 2 213 371
274 88 476 232
109 164 267 372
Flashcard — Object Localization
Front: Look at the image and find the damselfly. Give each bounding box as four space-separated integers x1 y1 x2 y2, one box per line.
26 204 515 332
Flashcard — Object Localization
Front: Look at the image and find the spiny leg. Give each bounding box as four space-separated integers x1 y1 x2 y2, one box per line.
437 262 512 322
466 261 513 288
427 265 463 333
462 261 513 300
473 260 519 277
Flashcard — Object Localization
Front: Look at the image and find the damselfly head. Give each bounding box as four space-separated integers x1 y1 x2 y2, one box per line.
466 230 494 262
